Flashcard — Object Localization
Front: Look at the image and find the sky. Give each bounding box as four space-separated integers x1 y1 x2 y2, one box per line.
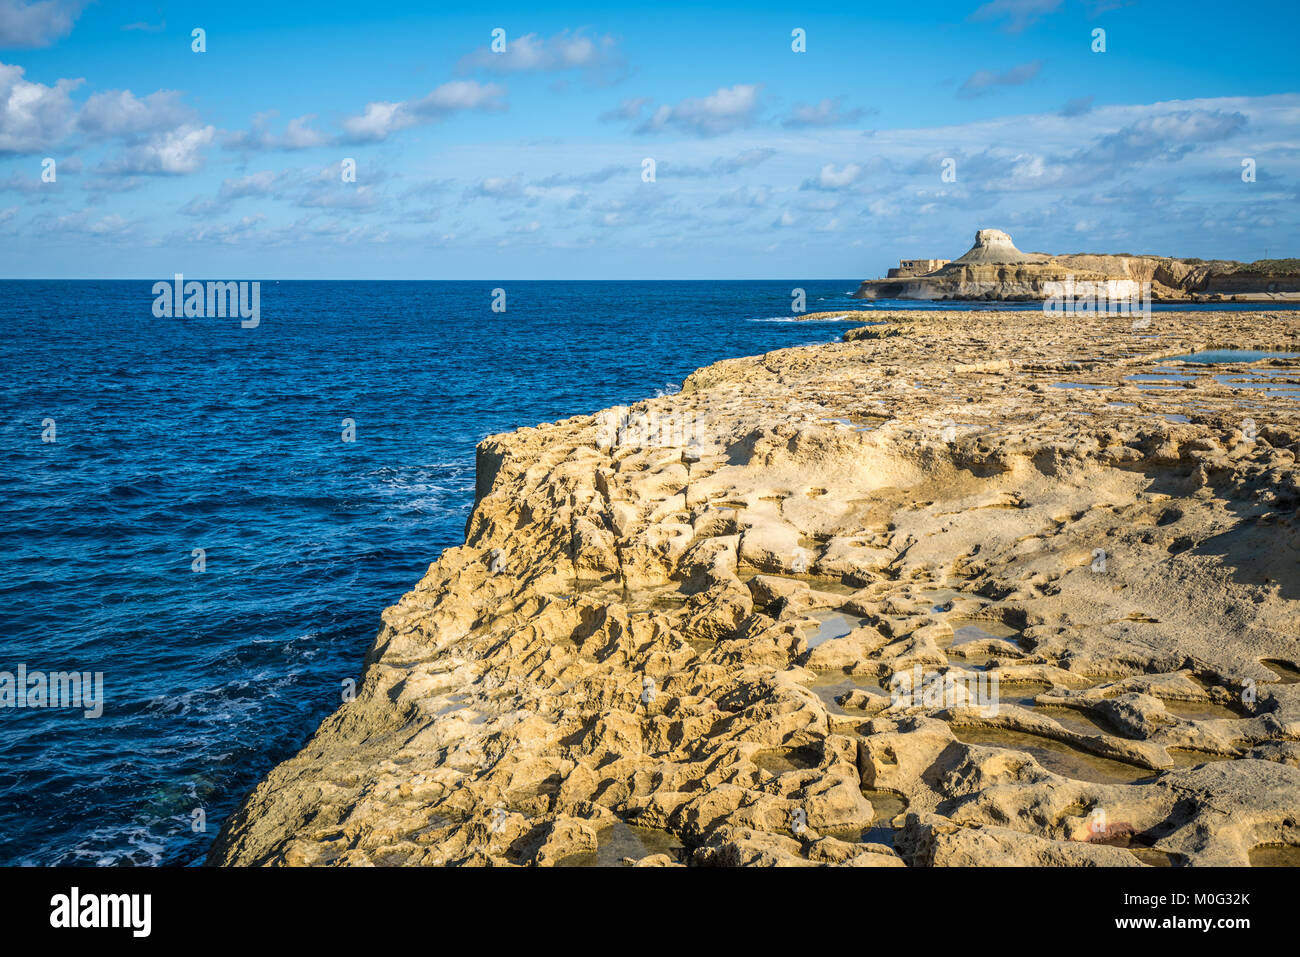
1 0 1298 279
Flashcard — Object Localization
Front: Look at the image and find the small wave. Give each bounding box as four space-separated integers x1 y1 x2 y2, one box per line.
45 822 171 868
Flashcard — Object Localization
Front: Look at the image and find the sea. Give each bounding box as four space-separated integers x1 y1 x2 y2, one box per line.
0 280 1286 865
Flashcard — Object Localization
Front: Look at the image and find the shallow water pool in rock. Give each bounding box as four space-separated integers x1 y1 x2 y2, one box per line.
1262 659 1300 684
1161 698 1247 721
755 745 821 776
803 609 872 648
1213 372 1300 392
1125 373 1196 383
1249 843 1300 867
997 683 1053 709
1166 749 1238 769
433 694 470 715
808 671 888 714
991 686 1126 733
1171 350 1300 363
948 618 1021 647
555 821 686 867
953 726 1154 785
1032 705 1121 737
1130 847 1182 867
862 788 908 842
742 571 861 597
921 587 986 613
826 790 908 847
646 590 689 610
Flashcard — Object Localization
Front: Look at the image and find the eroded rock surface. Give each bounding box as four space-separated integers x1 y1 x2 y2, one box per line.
210 309 1300 867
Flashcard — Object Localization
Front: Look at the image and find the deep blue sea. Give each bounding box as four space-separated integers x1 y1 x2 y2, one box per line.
0 280 1289 866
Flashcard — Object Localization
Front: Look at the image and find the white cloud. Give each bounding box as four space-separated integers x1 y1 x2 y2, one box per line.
340 81 505 143
297 183 379 210
958 59 1043 98
782 97 870 128
280 114 330 149
0 0 84 48
167 214 267 245
32 206 132 238
634 84 762 137
802 162 862 190
77 89 195 138
533 165 624 187
459 30 624 84
464 174 523 200
224 111 332 151
102 124 215 174
0 60 80 152
713 185 770 208
666 147 775 178
598 97 649 124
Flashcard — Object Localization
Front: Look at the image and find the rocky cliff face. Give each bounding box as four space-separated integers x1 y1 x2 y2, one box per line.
209 308 1300 868
854 230 1300 301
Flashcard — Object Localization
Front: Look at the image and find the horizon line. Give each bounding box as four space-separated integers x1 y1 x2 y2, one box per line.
0 276 871 283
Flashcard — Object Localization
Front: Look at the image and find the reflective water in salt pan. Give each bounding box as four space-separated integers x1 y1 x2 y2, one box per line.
922 587 984 613
1172 350 1300 363
803 609 871 647
1167 749 1237 768
808 671 888 714
948 618 1020 647
742 571 859 596
755 746 821 775
1213 373 1300 389
1161 698 1247 721
824 790 909 848
1032 705 1119 736
556 821 686 867
1263 659 1300 683
953 726 1154 784
1130 847 1182 867
1249 844 1300 867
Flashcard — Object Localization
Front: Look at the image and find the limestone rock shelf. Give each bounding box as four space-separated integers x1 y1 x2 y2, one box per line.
210 309 1300 867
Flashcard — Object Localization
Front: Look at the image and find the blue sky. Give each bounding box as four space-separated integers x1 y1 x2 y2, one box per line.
2 0 1298 278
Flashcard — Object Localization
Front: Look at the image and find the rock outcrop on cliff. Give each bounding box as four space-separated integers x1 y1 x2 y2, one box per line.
854 229 1300 302
208 309 1300 867
949 228 1046 266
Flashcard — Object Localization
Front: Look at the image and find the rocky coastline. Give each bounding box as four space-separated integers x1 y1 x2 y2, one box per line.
854 229 1300 303
210 308 1300 867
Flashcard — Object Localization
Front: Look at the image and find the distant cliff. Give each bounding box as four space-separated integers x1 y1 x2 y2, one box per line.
854 229 1300 301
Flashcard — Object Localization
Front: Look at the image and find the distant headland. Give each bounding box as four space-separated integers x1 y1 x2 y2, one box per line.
854 228 1300 302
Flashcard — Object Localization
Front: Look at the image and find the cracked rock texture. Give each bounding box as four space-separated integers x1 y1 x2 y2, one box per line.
210 309 1300 867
